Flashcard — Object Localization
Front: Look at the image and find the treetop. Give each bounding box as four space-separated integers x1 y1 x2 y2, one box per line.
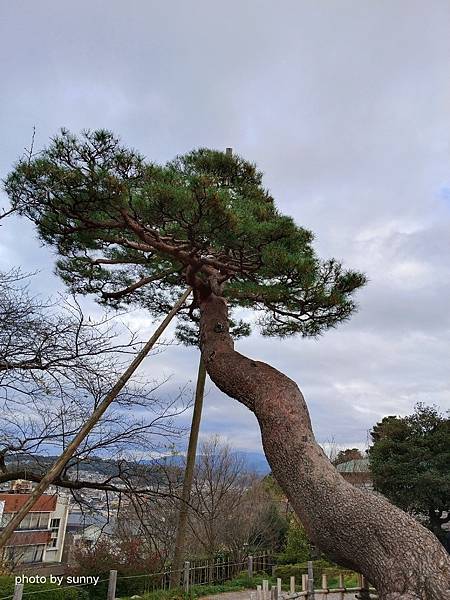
5 129 366 338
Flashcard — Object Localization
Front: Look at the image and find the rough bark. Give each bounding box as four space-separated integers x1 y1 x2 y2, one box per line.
198 292 450 600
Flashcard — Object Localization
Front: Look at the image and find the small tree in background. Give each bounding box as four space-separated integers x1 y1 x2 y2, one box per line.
185 438 286 561
332 448 365 466
369 404 450 547
278 517 313 565
5 129 450 599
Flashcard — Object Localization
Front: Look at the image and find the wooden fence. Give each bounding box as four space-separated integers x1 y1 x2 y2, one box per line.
183 549 273 587
251 561 376 600
9 550 274 599
10 554 378 599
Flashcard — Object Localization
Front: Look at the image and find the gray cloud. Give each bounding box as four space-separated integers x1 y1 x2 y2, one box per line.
1 0 449 455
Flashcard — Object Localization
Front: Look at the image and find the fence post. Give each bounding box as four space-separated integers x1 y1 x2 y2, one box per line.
208 558 214 583
183 560 190 592
263 578 269 600
248 555 254 579
277 577 282 596
301 573 308 592
107 570 117 600
13 583 24 600
321 573 328 593
338 573 345 600
307 561 315 600
358 574 371 600
257 583 262 600
290 575 296 593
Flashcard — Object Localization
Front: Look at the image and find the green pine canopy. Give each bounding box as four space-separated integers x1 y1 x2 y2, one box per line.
5 129 366 339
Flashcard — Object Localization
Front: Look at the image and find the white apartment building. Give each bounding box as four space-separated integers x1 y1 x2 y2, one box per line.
0 481 70 564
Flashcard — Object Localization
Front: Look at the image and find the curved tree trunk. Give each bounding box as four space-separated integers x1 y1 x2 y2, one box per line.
198 292 450 600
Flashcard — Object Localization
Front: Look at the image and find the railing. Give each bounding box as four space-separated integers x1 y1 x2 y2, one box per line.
184 550 273 588
251 561 377 599
8 554 378 599
7 550 274 599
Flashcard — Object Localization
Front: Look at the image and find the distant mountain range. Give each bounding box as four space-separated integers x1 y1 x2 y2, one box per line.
236 451 270 474
5 450 270 477
150 451 270 475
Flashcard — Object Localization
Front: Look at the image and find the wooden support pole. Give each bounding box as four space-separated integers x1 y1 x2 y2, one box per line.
0 288 192 551
170 354 207 587
321 573 328 592
257 584 262 600
107 570 117 600
290 575 296 593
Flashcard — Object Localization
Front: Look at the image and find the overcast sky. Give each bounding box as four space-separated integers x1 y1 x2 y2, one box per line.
1 1 449 455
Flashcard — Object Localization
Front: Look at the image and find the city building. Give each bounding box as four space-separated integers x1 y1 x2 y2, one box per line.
0 481 70 565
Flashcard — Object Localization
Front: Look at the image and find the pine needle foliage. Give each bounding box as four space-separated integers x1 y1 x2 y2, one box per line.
5 129 366 338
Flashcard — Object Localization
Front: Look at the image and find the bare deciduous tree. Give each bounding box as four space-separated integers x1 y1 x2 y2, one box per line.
187 438 285 561
0 270 189 496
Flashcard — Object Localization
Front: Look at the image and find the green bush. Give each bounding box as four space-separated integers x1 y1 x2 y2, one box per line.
124 581 247 599
277 519 312 564
121 573 266 599
274 560 358 589
0 575 89 600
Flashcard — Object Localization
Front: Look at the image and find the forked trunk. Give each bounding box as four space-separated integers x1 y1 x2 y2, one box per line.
199 292 450 600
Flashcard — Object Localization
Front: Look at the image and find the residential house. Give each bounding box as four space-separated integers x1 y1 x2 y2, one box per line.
0 481 70 565
336 458 373 490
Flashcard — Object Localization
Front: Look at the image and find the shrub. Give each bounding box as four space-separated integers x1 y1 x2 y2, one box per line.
121 573 264 599
277 518 312 564
73 538 164 599
274 560 358 589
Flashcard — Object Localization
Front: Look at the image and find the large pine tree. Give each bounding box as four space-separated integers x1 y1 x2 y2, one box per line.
5 130 450 599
